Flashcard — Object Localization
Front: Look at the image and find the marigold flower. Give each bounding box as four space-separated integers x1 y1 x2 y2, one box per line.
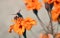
8 17 25 35
55 33 60 38
21 17 36 30
23 0 42 10
8 16 36 35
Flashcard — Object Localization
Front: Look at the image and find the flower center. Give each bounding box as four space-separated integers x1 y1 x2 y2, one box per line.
19 25 22 28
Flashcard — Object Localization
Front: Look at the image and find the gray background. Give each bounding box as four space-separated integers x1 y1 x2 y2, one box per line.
0 0 59 38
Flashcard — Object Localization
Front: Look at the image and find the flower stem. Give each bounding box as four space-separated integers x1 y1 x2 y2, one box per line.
33 9 48 33
23 29 27 38
49 4 53 35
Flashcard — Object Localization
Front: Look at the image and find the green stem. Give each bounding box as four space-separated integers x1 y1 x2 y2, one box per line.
33 9 48 33
49 4 53 35
23 29 27 38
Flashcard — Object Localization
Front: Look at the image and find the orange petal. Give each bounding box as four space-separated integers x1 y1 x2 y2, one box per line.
51 8 60 21
8 25 13 33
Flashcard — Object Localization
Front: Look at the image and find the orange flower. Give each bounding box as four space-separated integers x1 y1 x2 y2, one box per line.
23 0 42 10
40 33 52 38
55 33 60 38
21 17 36 30
51 8 60 21
8 16 36 35
8 16 25 35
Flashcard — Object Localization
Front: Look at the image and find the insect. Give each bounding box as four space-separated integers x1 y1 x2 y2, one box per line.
10 10 23 17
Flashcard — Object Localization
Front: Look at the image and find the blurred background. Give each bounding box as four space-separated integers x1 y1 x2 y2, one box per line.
0 0 59 38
